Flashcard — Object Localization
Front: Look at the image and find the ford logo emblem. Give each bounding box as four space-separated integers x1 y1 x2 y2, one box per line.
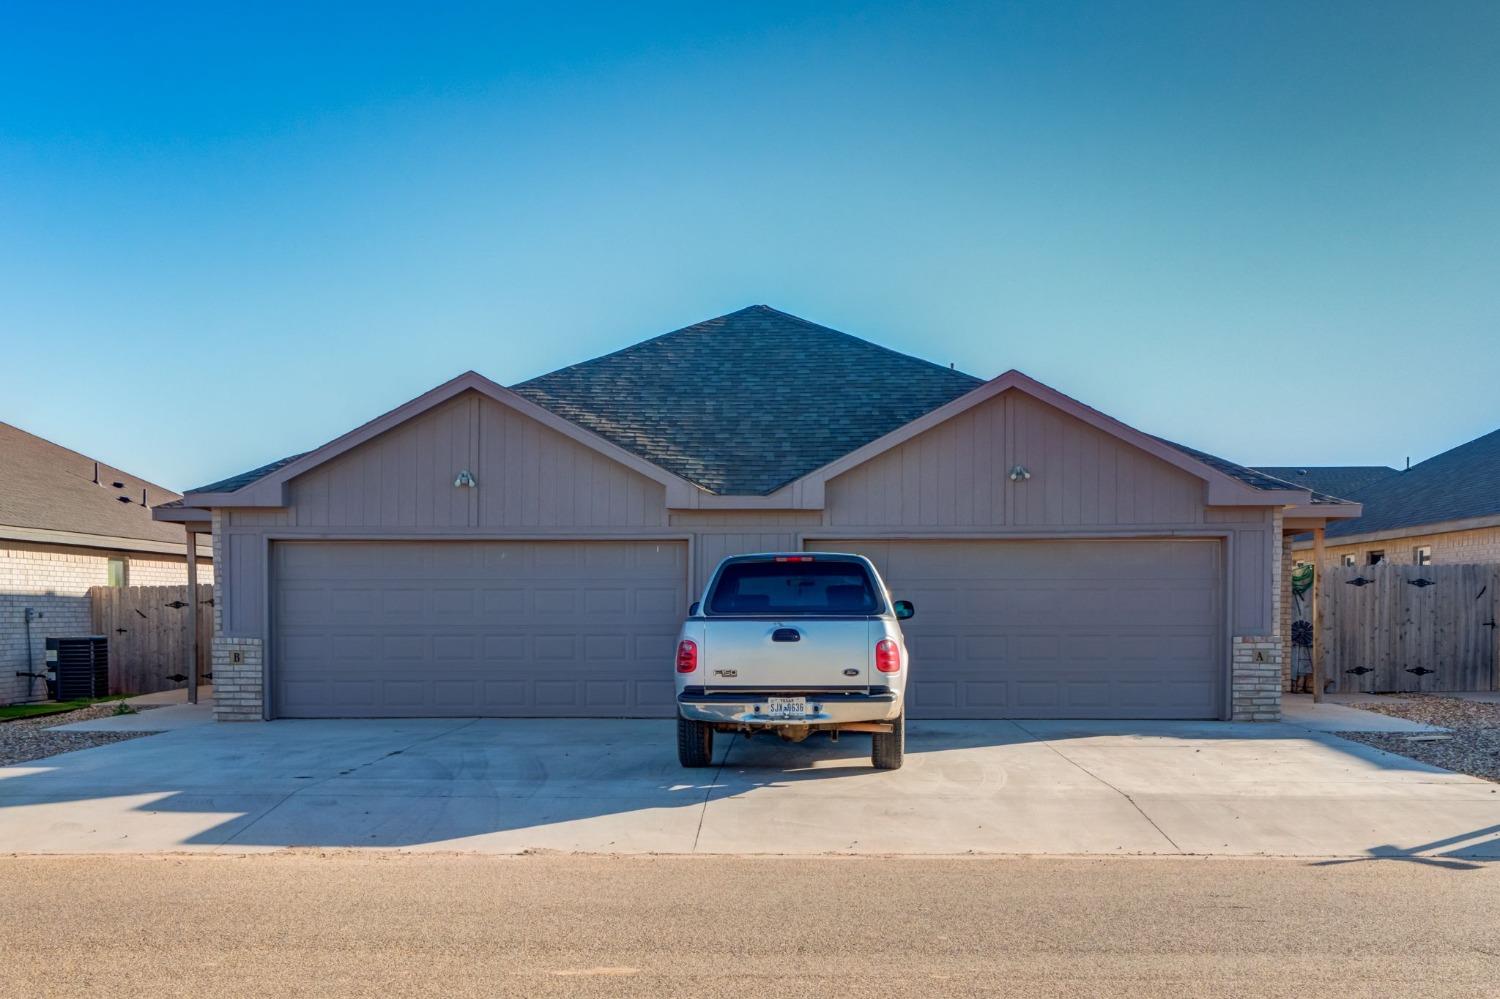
842 668 859 677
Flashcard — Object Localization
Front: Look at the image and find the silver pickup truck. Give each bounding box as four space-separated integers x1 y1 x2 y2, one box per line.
673 552 913 770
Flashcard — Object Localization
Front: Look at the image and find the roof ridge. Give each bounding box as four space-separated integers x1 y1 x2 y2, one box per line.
1254 464 1400 471
513 304 986 390
749 304 985 383
511 306 767 389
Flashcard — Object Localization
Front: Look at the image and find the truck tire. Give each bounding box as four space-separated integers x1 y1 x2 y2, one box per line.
871 712 905 770
677 716 714 768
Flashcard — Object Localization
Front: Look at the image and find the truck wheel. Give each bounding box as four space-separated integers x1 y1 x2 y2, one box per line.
871 713 905 770
677 716 714 768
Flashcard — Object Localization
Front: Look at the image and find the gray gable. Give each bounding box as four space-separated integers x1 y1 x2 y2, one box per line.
510 305 985 495
1324 428 1500 539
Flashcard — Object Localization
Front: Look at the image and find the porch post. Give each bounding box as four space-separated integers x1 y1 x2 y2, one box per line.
186 527 199 705
1311 526 1325 703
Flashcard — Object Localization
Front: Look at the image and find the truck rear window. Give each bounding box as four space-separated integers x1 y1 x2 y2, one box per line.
707 560 881 615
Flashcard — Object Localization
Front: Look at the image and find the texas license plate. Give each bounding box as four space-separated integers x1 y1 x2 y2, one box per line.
765 696 808 720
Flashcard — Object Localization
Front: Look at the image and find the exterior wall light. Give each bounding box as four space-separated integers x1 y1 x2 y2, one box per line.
454 470 478 488
1008 465 1031 482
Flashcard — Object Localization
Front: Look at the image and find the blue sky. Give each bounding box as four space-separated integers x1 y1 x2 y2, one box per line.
2 1 1497 491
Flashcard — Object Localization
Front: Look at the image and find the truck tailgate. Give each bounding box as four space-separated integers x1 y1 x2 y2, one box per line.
704 619 870 689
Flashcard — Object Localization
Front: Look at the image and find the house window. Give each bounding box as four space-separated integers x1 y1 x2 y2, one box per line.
1366 550 1385 566
107 557 128 587
1414 545 1432 566
1340 554 1356 567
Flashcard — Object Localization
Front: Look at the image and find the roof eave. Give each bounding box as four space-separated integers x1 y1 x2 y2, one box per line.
1 523 212 558
1282 501 1363 520
150 504 215 527
1290 511 1500 549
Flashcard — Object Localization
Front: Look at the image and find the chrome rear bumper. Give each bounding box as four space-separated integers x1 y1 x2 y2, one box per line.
676 689 900 726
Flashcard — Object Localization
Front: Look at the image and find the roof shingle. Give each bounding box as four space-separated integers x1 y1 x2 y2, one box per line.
510 305 986 495
0 422 190 548
190 452 311 494
1250 465 1400 500
1321 429 1500 539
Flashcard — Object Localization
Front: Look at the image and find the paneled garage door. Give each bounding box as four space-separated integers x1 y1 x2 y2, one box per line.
817 539 1223 719
271 540 688 718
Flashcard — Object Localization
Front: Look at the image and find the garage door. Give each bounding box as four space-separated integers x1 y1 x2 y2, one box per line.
271 540 687 718
816 539 1223 719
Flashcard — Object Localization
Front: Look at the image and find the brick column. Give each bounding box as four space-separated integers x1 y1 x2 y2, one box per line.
1232 637 1282 721
208 511 264 721
1231 509 1284 721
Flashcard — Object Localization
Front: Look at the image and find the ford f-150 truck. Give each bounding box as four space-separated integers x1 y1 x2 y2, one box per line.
673 552 913 770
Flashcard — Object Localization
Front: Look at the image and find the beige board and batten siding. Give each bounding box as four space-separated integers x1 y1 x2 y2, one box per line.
219 393 669 637
213 391 683 719
826 391 1202 528
211 385 1283 721
820 390 1278 640
811 390 1278 719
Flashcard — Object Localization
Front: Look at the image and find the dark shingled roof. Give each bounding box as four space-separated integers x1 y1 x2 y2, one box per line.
188 306 1311 502
0 421 190 548
1251 466 1400 501
510 306 986 495
190 453 310 494
1322 428 1500 539
1155 439 1310 494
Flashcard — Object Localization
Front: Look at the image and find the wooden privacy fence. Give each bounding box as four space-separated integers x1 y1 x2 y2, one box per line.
90 584 213 696
1318 563 1500 694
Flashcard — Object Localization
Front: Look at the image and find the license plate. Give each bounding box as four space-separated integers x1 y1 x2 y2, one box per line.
765 696 808 720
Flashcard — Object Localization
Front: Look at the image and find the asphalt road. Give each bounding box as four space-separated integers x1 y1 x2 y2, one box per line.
3 853 1497 998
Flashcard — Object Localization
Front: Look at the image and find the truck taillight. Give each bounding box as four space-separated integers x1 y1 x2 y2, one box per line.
875 638 901 673
676 639 699 673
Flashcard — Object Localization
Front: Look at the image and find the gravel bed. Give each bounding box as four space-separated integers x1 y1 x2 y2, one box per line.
1336 694 1500 783
0 703 159 767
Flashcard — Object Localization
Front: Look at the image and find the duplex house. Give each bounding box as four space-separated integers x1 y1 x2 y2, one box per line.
2 422 213 704
156 306 1357 723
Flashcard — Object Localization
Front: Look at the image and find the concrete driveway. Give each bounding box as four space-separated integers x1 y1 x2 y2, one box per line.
2 717 1498 858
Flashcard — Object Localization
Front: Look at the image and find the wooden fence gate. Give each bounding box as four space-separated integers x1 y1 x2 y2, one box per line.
1318 563 1500 694
90 584 213 696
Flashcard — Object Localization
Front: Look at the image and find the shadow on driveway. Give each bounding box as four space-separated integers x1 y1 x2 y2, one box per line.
1 717 1497 858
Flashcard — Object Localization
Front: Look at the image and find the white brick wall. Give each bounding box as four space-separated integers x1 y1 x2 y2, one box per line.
1 543 214 704
212 636 263 721
1299 525 1500 568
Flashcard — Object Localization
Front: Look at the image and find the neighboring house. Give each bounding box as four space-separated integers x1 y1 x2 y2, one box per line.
156 305 1356 724
1252 466 1400 504
1 422 214 704
1270 428 1500 568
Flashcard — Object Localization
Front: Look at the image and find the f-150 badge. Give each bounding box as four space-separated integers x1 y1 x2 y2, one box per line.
714 669 738 678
